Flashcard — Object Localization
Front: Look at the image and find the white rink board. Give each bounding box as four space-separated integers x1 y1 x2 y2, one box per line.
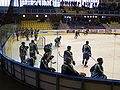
10 34 120 80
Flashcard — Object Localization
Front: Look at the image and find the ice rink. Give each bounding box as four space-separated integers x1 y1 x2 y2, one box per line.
10 34 120 80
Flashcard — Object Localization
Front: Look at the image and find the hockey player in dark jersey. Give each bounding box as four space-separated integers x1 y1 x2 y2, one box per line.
29 40 39 58
25 28 29 41
24 56 36 67
82 41 91 67
61 57 86 77
34 29 39 41
55 36 62 47
74 30 78 39
30 28 33 37
44 43 52 59
90 57 107 79
15 29 19 41
40 53 55 72
64 46 75 65
84 28 89 35
19 42 29 63
74 30 80 39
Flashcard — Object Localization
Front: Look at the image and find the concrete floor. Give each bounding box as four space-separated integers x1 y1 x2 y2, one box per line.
0 65 39 90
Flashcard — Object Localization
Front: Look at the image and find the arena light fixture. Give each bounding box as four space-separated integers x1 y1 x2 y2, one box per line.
102 16 106 18
95 16 97 18
36 15 39 17
23 15 25 17
84 16 86 18
64 16 67 18
90 16 92 18
45 15 47 17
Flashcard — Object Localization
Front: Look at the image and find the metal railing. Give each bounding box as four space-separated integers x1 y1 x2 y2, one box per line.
20 7 120 16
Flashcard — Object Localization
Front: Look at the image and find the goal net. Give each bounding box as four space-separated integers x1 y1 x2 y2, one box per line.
37 36 46 49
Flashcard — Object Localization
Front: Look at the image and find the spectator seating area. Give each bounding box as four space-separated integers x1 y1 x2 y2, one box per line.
60 3 120 14
111 22 119 24
68 21 105 29
109 24 120 29
19 3 120 15
21 20 52 30
24 5 56 13
98 3 120 11
61 6 87 13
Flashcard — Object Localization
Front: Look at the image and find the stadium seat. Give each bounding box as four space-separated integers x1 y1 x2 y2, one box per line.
21 20 52 30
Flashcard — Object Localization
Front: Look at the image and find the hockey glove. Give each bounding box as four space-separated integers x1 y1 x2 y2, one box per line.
25 46 29 49
49 55 54 60
73 61 76 65
79 72 86 77
37 51 39 54
48 67 56 72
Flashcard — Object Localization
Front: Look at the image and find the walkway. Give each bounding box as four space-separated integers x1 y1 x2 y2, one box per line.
0 64 39 90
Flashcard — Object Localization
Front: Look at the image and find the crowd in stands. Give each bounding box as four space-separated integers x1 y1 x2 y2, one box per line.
20 2 120 15
98 3 120 11
60 2 120 14
24 5 56 13
67 17 105 29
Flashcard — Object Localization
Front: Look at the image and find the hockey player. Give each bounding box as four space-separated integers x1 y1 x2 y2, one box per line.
19 42 29 63
30 28 33 37
15 29 19 41
77 30 80 36
84 29 89 35
25 28 29 41
74 31 78 39
40 53 55 72
82 41 91 67
64 46 75 65
61 57 86 77
24 56 36 67
21 27 25 38
34 29 39 41
55 36 62 47
29 40 39 58
90 57 107 79
44 43 52 59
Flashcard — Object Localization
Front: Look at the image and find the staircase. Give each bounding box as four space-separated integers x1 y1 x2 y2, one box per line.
58 20 70 29
103 24 112 33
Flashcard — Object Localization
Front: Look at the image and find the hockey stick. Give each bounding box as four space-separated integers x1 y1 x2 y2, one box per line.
58 51 76 65
91 56 97 62
58 51 64 58
38 53 42 57
50 61 56 66
51 62 56 64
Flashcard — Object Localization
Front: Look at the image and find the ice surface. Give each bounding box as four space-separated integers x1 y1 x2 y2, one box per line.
10 34 120 80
